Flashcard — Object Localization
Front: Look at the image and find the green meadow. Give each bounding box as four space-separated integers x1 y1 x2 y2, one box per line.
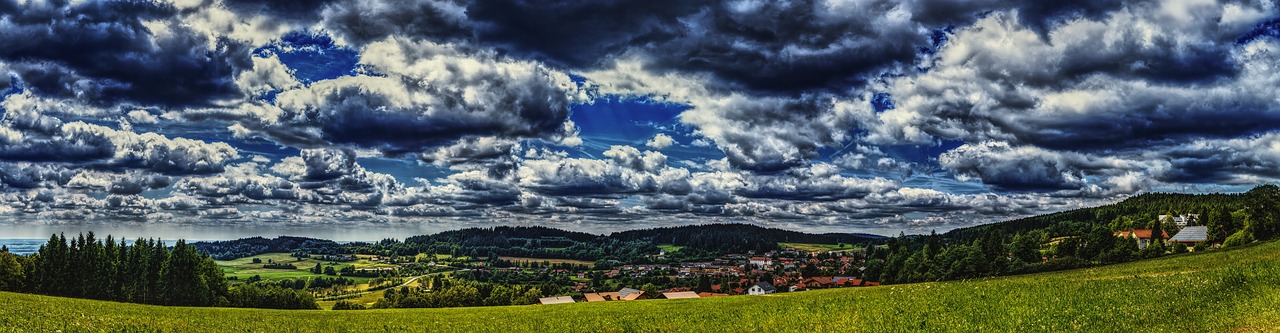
216 253 400 283
4 240 1280 332
778 242 859 252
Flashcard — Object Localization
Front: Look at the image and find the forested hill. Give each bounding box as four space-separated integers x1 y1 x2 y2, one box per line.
944 184 1280 244
405 226 599 245
194 236 343 260
192 224 886 260
611 223 885 251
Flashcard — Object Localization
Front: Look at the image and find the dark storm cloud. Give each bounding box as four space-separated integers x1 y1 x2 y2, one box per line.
464 0 1192 93
0 0 253 107
1161 133 1280 184
320 0 471 45
466 0 701 67
469 0 921 92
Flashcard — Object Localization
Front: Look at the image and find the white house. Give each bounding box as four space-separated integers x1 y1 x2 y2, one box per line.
749 257 772 267
748 282 776 295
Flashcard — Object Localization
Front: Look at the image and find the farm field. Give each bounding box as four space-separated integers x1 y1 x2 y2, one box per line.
4 240 1280 332
216 253 399 283
657 244 685 253
496 256 595 267
777 242 859 252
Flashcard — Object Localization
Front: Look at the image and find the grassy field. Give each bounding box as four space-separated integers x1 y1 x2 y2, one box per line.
216 253 401 283
5 240 1280 332
657 244 685 253
778 242 859 252
497 256 595 267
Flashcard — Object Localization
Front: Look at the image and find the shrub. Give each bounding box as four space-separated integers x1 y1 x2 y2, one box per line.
1224 230 1255 247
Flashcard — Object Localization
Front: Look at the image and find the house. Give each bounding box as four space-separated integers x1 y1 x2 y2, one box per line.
806 276 835 288
618 288 650 300
1115 229 1169 249
698 292 729 297
1170 226 1209 246
538 296 576 305
582 292 621 302
748 282 777 295
749 257 772 267
662 291 701 299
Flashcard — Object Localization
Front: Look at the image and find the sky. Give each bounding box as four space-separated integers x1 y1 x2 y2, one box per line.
1 0 1279 240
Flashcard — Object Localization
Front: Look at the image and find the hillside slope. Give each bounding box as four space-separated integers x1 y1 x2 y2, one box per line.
4 241 1280 332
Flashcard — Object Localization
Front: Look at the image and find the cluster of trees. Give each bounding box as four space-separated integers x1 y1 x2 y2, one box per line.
226 284 318 309
0 233 318 310
256 276 355 290
332 300 366 310
372 278 545 309
263 263 297 269
0 233 227 306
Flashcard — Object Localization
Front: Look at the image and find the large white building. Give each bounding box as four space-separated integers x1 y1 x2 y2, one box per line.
1159 214 1200 229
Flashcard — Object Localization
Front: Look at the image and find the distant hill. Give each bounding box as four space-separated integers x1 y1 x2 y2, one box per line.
196 224 886 260
611 223 886 254
193 236 343 260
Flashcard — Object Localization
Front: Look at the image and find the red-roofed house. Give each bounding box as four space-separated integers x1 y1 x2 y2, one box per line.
1115 229 1170 249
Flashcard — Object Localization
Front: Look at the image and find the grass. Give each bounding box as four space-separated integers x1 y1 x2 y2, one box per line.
657 244 685 253
5 240 1280 332
778 242 859 252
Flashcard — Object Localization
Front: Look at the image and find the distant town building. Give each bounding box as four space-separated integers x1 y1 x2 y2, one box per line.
749 257 772 267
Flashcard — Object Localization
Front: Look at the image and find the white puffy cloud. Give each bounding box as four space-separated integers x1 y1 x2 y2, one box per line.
235 53 301 97
645 133 676 150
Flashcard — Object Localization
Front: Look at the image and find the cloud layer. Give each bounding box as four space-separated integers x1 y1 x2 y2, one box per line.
1 0 1278 236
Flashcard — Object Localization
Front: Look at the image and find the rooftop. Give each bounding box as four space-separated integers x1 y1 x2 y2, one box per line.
1170 226 1209 243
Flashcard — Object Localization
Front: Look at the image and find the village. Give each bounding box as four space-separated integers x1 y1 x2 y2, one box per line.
483 247 886 305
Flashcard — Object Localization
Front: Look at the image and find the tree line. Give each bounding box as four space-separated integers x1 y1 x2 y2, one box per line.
0 233 316 309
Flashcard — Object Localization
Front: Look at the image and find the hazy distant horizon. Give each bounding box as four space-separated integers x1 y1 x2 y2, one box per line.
0 219 905 245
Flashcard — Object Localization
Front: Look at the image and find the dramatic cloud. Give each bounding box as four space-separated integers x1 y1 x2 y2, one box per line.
0 93 239 174
1 0 1277 237
0 0 254 107
869 4 1280 149
218 37 585 153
